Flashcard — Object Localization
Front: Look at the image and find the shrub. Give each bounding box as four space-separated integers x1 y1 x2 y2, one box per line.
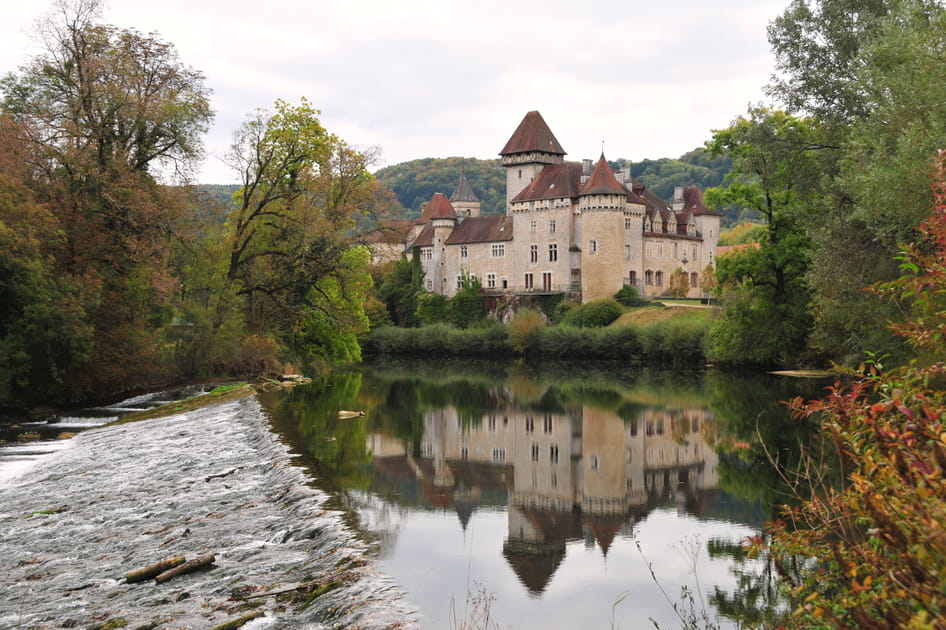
614 285 649 307
416 292 449 325
562 298 623 328
507 309 547 353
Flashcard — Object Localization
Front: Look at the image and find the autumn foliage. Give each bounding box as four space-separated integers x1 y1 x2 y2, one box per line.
765 152 946 628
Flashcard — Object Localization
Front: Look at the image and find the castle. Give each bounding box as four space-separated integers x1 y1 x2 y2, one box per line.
404 111 721 302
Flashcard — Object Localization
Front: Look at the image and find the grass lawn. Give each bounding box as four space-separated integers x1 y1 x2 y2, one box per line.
611 305 714 328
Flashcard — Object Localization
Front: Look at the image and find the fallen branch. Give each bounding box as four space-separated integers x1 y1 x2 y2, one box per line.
208 610 264 630
125 556 186 583
155 552 216 584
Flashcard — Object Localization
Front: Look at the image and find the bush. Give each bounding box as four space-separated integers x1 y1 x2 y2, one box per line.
614 285 649 307
562 298 623 328
507 309 547 353
416 292 449 325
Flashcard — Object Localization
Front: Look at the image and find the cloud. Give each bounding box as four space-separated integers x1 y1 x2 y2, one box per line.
0 0 788 183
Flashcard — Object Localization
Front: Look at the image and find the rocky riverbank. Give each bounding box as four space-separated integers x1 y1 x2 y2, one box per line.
0 395 416 629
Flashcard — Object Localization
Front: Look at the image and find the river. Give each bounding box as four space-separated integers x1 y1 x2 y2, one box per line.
259 359 828 629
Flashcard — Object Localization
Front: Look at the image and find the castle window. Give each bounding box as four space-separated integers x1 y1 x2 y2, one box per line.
589 239 598 255
492 448 506 463
421 247 433 261
525 273 534 290
656 270 663 287
692 245 697 259
460 245 468 259
548 243 558 262
530 219 537 234
526 416 534 433
457 275 463 289
590 454 599 472
487 273 496 289
491 243 505 257
542 272 552 291
690 272 698 288
531 443 539 462
550 444 559 464
544 415 553 433
625 216 633 230
549 219 556 233
645 270 653 285
530 244 538 263
629 270 637 285
625 244 631 259
502 278 508 289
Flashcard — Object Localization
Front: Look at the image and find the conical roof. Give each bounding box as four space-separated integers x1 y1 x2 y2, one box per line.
500 111 566 157
450 170 479 203
419 192 457 222
579 154 625 196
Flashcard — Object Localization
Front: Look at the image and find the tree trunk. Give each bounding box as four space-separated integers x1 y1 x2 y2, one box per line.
154 552 216 583
124 556 186 583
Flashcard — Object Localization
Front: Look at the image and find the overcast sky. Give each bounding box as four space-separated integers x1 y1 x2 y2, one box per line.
0 0 789 184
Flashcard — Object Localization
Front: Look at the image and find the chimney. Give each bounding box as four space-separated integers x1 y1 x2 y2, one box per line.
673 186 684 211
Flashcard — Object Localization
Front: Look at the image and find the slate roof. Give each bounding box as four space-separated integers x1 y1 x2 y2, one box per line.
450 170 479 203
499 110 566 157
579 154 626 196
445 215 514 245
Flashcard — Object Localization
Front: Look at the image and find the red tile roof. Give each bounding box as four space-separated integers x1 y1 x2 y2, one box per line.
511 162 583 202
445 215 514 244
499 110 566 157
684 185 722 216
579 154 626 196
417 192 457 223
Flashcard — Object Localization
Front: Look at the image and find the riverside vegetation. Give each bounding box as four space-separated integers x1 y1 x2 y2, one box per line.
2 0 946 628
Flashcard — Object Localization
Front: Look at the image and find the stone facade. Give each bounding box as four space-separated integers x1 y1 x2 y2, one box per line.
405 111 721 301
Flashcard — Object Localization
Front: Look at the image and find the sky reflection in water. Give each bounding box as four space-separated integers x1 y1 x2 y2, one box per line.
261 360 825 629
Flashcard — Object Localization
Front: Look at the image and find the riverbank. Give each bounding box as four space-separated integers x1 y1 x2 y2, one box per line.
0 395 415 629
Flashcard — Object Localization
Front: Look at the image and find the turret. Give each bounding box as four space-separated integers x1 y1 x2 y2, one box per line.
450 170 481 218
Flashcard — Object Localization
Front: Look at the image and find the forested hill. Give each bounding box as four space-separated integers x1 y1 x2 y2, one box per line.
374 149 734 221
198 150 735 223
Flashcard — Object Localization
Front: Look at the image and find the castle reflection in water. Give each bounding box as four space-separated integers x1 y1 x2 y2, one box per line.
366 403 718 594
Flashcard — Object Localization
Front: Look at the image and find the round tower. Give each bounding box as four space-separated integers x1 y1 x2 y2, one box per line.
579 154 627 301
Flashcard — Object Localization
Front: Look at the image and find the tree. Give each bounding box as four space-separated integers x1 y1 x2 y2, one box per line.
222 98 378 366
448 273 486 329
762 151 946 629
767 0 946 365
705 108 824 366
0 0 212 402
668 267 689 298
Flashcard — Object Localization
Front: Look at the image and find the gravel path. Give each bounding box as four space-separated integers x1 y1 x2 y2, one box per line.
0 396 415 630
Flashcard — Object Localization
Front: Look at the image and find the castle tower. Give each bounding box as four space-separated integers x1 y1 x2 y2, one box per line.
450 170 481 218
424 193 458 294
683 186 722 285
578 154 627 301
499 111 566 207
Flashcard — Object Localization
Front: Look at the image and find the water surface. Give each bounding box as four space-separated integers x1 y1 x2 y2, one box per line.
261 360 826 629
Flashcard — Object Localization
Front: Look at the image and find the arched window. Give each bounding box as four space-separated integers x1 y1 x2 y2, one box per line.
655 270 663 287
645 270 653 285
690 272 698 288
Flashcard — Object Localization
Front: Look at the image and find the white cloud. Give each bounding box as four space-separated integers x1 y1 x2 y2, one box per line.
0 0 788 183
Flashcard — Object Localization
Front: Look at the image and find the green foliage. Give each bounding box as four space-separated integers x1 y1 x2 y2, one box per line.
705 108 822 367
376 253 423 327
374 157 506 217
362 323 512 358
415 292 449 325
447 274 486 329
613 285 649 307
562 298 623 328
760 152 946 629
